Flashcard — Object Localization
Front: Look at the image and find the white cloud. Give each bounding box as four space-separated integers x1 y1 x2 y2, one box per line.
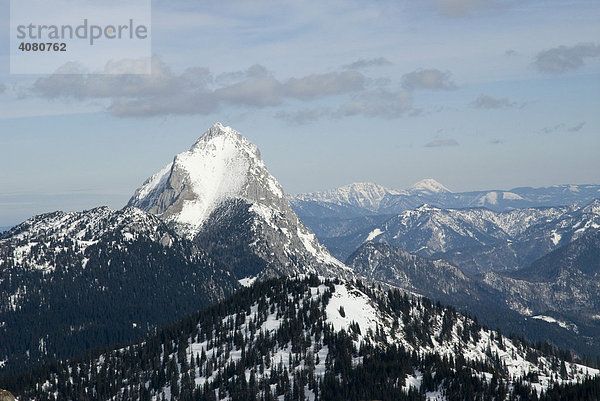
283 71 365 100
215 77 282 107
34 58 186 99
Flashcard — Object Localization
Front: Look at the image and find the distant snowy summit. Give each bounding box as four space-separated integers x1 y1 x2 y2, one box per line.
293 182 407 212
407 178 452 194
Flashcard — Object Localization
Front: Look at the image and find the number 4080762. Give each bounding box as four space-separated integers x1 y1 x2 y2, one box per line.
18 42 67 52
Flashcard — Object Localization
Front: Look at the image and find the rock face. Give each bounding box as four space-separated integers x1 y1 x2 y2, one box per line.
129 123 349 280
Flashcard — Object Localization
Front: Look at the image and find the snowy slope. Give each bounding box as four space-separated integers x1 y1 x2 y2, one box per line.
320 202 596 273
0 206 172 273
346 241 485 301
347 231 600 357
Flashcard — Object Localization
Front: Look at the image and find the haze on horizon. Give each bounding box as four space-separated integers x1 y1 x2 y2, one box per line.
0 0 599 226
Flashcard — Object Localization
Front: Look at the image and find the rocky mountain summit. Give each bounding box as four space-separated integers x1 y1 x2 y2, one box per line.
129 123 348 280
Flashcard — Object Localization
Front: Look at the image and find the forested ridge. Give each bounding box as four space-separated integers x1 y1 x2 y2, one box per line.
2 276 598 400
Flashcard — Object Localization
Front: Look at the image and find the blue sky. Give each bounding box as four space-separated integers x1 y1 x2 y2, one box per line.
1 0 599 226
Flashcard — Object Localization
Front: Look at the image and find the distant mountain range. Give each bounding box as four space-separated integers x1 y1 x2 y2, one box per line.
290 180 600 274
315 200 600 273
290 179 600 218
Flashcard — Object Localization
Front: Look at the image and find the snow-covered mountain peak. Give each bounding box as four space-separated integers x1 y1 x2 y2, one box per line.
408 178 452 194
128 123 285 237
190 122 261 158
128 123 347 278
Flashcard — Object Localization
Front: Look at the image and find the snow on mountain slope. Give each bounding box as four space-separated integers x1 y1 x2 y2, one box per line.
0 206 171 273
482 267 600 319
367 204 512 257
129 123 348 279
476 191 528 207
478 191 499 206
584 198 600 215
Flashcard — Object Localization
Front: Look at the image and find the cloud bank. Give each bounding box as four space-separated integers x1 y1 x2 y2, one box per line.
30 57 460 121
33 58 369 117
